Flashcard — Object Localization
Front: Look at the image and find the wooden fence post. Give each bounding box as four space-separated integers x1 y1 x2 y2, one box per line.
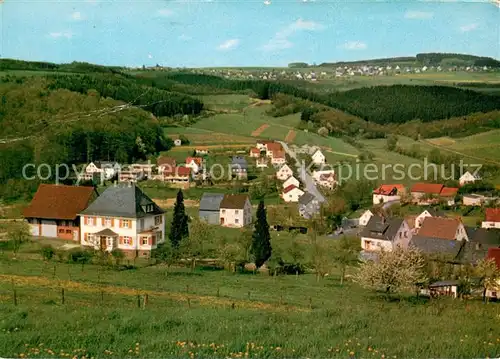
186 285 189 293
216 287 220 297
309 297 312 309
187 297 191 308
61 288 65 305
137 294 141 308
279 294 283 306
143 294 149 309
12 280 17 306
247 291 251 300
101 290 104 303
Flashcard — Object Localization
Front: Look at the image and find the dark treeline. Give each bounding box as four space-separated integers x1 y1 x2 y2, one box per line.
415 53 500 67
47 74 204 117
0 59 128 75
163 73 500 124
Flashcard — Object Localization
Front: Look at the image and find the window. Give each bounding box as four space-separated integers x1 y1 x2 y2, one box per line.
123 220 131 228
399 232 402 238
404 231 407 238
235 218 239 224
222 209 226 214
141 237 149 245
58 228 64 233
139 219 145 230
235 210 239 214
66 229 72 234
107 238 113 246
105 217 112 226
155 216 163 225
123 236 132 245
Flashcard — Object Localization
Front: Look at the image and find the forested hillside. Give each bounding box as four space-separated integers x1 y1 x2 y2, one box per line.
0 76 174 200
47 74 204 117
162 73 500 124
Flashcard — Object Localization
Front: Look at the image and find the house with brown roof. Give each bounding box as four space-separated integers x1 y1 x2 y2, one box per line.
249 147 261 158
219 194 252 228
482 208 500 229
185 157 203 174
414 208 446 230
271 150 286 166
372 184 405 204
416 217 469 241
163 167 192 188
411 183 444 204
265 143 283 159
410 183 458 205
157 156 176 173
23 184 97 241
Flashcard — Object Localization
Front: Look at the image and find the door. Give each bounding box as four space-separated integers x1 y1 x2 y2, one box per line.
100 237 106 251
73 230 79 242
220 217 225 225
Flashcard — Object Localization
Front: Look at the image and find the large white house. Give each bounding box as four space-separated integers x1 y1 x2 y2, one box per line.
358 209 374 227
276 164 294 181
219 194 252 228
372 184 405 204
79 183 166 258
311 150 326 165
83 161 121 181
414 208 446 229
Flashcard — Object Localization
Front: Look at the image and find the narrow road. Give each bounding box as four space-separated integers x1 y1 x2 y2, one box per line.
278 141 325 203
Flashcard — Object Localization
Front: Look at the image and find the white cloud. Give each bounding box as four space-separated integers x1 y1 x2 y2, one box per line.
460 23 478 32
339 41 367 50
404 10 434 19
157 8 174 17
178 34 192 41
49 31 73 39
262 18 324 51
217 39 240 51
71 11 83 21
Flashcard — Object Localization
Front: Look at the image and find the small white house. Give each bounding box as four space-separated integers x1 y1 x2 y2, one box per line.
283 176 300 189
185 157 202 174
360 216 412 252
84 161 121 181
482 208 500 229
219 194 252 228
281 185 304 203
359 210 374 227
276 164 294 181
311 150 326 165
372 184 404 205
459 171 481 186
256 157 268 169
174 139 182 146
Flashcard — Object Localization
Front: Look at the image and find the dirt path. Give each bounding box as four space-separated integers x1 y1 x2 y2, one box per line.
153 199 199 208
0 274 309 313
284 130 296 142
251 124 269 137
320 146 359 158
169 143 252 151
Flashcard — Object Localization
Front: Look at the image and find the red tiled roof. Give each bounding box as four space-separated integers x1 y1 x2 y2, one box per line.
320 173 336 181
250 147 260 154
373 184 404 195
273 151 286 159
440 187 458 197
164 166 191 177
23 184 95 220
486 248 500 269
485 208 500 223
266 143 283 152
417 217 462 240
186 157 202 166
283 184 299 194
411 183 444 194
157 156 176 167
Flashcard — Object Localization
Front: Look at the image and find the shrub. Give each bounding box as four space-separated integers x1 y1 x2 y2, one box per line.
40 245 55 261
68 249 93 264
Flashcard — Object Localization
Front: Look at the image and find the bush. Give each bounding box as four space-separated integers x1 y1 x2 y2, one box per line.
40 245 55 261
68 249 93 264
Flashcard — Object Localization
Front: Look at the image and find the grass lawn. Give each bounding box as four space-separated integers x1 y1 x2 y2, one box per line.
1 253 500 359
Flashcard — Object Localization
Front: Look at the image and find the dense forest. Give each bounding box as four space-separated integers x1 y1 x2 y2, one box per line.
0 59 128 74
318 53 500 68
47 74 204 117
0 76 174 200
162 73 500 124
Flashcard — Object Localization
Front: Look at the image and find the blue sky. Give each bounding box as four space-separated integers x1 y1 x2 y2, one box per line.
1 0 498 67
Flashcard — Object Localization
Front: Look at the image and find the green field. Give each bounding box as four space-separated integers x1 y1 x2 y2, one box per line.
1 250 500 359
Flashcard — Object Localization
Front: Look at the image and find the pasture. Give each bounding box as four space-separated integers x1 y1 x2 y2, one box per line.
1 250 500 359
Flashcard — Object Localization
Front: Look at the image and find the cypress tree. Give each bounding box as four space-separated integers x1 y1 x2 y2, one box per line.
169 189 189 249
250 200 272 268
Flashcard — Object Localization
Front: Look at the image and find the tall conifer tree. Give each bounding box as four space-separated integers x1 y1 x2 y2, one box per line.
250 200 272 268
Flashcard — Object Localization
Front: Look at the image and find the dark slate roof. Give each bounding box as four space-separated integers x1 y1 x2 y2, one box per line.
199 193 225 211
298 192 316 206
470 228 500 246
465 226 477 241
458 241 488 265
231 156 248 169
409 235 465 257
360 216 404 241
429 280 460 288
94 161 119 169
80 183 164 218
220 194 249 209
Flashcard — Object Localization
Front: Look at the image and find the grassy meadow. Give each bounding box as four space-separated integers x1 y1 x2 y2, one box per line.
1 249 500 359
